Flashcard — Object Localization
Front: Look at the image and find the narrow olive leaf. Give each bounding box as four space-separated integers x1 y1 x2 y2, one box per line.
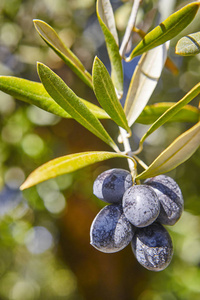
37 63 118 151
98 0 118 44
136 102 200 124
20 151 134 190
33 20 92 89
175 31 200 56
128 2 200 60
93 57 131 134
124 43 169 127
96 0 123 95
140 82 200 145
0 76 109 119
136 121 200 180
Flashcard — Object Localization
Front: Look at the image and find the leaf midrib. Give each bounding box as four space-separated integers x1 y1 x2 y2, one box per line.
147 125 200 172
132 5 198 56
43 68 113 145
34 152 124 174
97 62 126 127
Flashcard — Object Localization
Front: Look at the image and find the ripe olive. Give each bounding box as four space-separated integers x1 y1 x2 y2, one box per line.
122 185 160 227
93 168 133 204
90 204 135 253
145 175 184 225
131 222 173 271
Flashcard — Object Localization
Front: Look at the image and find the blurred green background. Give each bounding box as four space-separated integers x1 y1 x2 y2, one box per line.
0 0 200 299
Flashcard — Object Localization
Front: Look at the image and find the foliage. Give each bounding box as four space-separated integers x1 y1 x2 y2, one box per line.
1 0 198 190
0 0 200 299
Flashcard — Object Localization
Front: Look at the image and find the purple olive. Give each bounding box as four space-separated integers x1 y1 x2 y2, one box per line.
145 175 184 225
93 168 133 204
131 223 173 271
122 185 160 227
90 204 135 253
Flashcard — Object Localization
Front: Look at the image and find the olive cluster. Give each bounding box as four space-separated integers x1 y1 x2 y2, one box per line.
90 169 184 271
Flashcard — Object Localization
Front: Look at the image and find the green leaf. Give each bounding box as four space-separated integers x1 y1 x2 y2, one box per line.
33 19 93 89
0 76 109 119
128 2 200 60
124 43 169 127
136 102 200 124
136 121 200 180
175 31 200 56
139 82 200 145
96 0 123 95
97 0 119 45
37 63 119 152
92 57 131 133
20 151 134 189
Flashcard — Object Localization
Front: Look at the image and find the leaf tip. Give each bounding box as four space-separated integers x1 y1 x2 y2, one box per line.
20 180 30 191
37 61 46 72
125 56 132 62
37 61 42 72
93 56 100 66
33 19 43 29
92 56 101 76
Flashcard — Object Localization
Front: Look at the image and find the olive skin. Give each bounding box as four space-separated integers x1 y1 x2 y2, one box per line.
122 185 160 227
90 204 135 253
93 168 133 204
131 223 173 271
144 175 184 225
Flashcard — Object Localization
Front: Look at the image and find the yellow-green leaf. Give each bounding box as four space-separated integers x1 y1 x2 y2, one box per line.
92 57 131 133
139 82 200 145
128 2 200 60
20 151 134 189
34 19 93 88
136 121 200 180
0 76 109 119
124 43 168 127
37 63 118 152
175 31 200 56
98 0 118 45
97 0 123 95
136 102 199 124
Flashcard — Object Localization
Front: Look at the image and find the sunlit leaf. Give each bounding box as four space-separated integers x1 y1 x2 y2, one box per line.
133 26 179 75
0 76 109 119
175 31 200 56
97 0 123 95
136 122 200 180
20 151 134 189
139 82 200 145
93 57 131 133
124 43 169 127
37 63 119 151
34 19 93 88
136 102 200 124
128 2 200 60
98 0 118 44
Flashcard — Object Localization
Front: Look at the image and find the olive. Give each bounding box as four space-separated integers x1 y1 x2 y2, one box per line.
93 168 133 204
145 175 184 225
90 204 135 253
131 222 173 271
122 185 160 227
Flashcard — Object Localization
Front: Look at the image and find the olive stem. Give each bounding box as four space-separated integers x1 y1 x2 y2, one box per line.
119 127 137 176
132 154 148 170
132 142 143 155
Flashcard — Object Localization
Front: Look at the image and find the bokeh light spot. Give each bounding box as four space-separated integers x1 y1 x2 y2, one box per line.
22 134 44 157
25 226 53 254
